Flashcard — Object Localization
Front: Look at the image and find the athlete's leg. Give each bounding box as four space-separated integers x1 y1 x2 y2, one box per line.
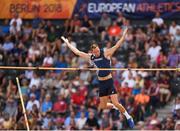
110 94 126 113
110 94 134 128
99 96 114 109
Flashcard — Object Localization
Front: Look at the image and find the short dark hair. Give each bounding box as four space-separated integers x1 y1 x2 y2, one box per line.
90 43 98 50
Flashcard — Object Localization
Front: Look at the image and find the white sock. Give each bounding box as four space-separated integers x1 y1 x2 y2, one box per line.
112 105 118 110
123 111 131 119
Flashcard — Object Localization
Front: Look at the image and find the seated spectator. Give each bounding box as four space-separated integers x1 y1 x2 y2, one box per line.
135 28 147 44
54 113 66 129
158 73 171 105
2 113 13 130
71 90 85 106
42 52 53 67
66 118 77 130
67 36 77 48
41 72 53 89
70 14 81 33
119 82 132 96
37 28 47 42
28 85 41 100
64 111 77 129
9 21 20 35
4 97 17 119
45 20 53 33
60 41 69 55
121 72 136 89
174 28 180 45
135 89 150 121
147 40 161 64
23 22 32 36
135 89 150 105
109 21 121 37
122 70 137 81
156 50 167 67
85 110 99 130
79 80 88 97
167 47 179 67
128 57 138 68
80 15 94 33
124 28 133 47
32 12 42 30
0 19 9 35
58 81 70 99
47 26 57 42
0 118 4 129
132 74 144 95
63 20 71 35
41 94 53 113
122 19 131 29
41 111 53 129
160 115 173 130
54 55 68 74
116 12 126 26
174 103 180 121
26 93 40 112
6 79 18 99
26 43 40 63
2 36 14 52
100 111 113 130
53 95 67 114
169 21 180 37
144 112 161 130
132 83 141 96
28 104 41 129
175 120 180 130
98 13 111 33
0 28 4 39
152 12 164 27
76 112 87 129
87 96 99 109
29 72 41 89
20 79 29 96
0 88 6 113
79 68 91 85
135 74 144 89
9 13 22 35
75 105 89 119
147 81 160 108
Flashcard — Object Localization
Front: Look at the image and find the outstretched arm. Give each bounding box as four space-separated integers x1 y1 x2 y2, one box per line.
61 36 90 60
105 28 128 58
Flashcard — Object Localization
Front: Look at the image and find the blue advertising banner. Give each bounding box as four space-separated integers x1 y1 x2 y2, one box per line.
0 0 179 19
74 0 180 19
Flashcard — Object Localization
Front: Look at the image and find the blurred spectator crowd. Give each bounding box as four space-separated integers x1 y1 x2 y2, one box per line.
0 12 179 130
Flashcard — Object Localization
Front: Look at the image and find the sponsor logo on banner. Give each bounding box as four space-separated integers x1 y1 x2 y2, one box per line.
0 0 77 19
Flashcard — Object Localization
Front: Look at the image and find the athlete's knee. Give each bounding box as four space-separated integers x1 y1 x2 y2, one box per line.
112 101 126 112
99 103 107 109
111 99 120 107
110 95 119 106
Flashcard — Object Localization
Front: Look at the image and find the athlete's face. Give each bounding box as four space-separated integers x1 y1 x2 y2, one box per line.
92 46 100 57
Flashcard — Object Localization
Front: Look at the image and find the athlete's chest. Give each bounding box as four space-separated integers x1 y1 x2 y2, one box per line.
92 57 110 67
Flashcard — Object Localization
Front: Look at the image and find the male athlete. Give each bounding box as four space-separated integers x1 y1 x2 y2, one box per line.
61 28 134 128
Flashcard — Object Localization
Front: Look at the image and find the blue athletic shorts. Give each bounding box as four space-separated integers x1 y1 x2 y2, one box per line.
98 78 117 97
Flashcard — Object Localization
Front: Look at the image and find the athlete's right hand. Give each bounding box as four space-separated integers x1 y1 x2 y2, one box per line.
61 36 69 44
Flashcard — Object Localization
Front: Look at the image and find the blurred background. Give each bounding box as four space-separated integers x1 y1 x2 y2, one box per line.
0 0 179 130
